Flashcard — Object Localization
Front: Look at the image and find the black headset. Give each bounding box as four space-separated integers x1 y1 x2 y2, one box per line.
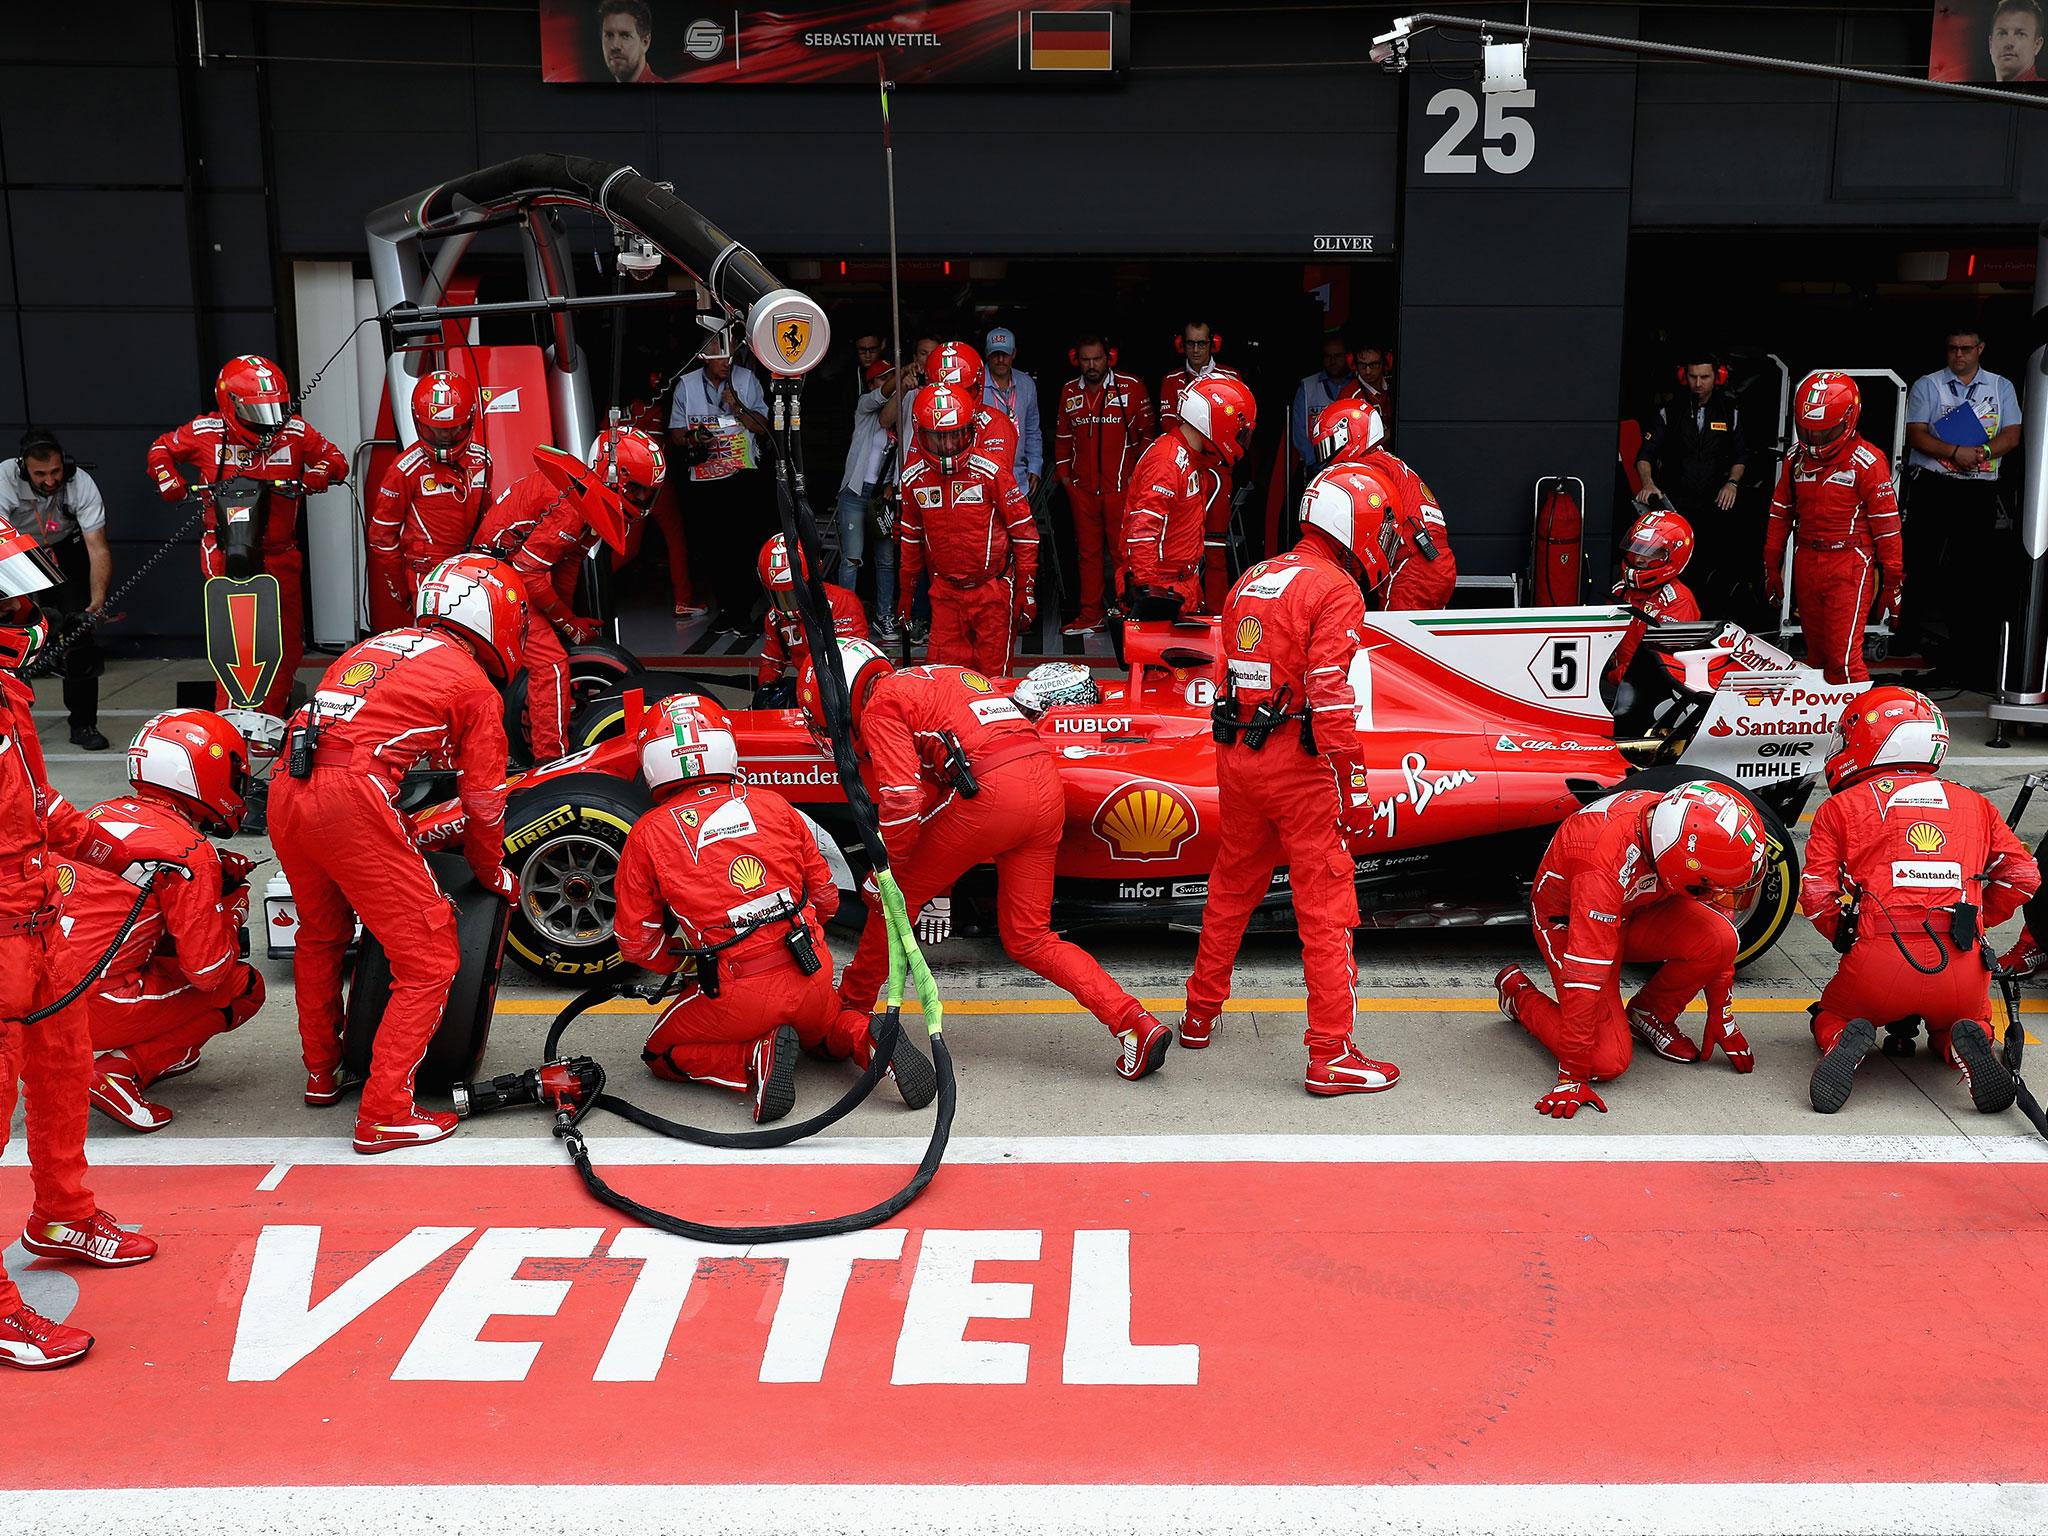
15 428 75 486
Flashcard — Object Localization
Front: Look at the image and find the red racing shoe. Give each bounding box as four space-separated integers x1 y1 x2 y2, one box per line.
89 1054 174 1132
1494 964 1535 1026
1948 1019 2018 1114
749 1025 800 1125
1305 1037 1400 1097
0 1307 93 1371
2000 929 2046 979
157 1045 205 1080
21 1210 158 1268
1626 1005 1700 1063
304 1065 363 1107
1178 1011 1216 1050
1116 1012 1173 1081
352 1107 458 1154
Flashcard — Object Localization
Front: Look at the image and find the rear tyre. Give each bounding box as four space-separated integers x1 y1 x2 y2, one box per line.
500 772 652 980
567 676 703 750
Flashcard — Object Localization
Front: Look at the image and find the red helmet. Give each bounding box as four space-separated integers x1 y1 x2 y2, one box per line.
128 709 251 836
415 553 529 680
1794 370 1860 461
1179 375 1258 464
1647 781 1768 901
215 355 291 447
1311 398 1385 466
915 384 978 471
0 523 60 669
1826 685 1947 792
410 370 476 457
758 533 804 612
926 341 983 394
588 426 667 511
639 694 740 800
1621 507 1695 590
797 637 894 751
1297 463 1396 597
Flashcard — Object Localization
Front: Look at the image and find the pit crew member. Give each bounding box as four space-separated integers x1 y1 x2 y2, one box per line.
0 524 156 1371
614 697 934 1121
1800 687 2038 1114
366 370 491 626
270 555 524 1154
1496 781 1766 1119
755 533 867 708
1763 371 1903 685
71 710 264 1132
898 384 1037 675
1604 507 1701 687
1 428 112 749
1123 374 1257 617
915 341 1020 484
803 641 1172 1080
1157 320 1245 610
1181 466 1401 1097
1306 399 1456 611
1054 336 1153 634
147 354 349 717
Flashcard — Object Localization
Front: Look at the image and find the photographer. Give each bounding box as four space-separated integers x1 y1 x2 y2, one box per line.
667 331 773 635
0 429 111 749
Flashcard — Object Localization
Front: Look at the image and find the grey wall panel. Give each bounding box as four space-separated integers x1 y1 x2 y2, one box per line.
37 431 178 526
264 61 476 135
0 67 185 185
202 192 275 308
195 67 268 190
10 191 192 307
1401 190 1630 309
1400 305 1628 428
1833 101 2016 199
1396 420 1621 581
0 370 25 431
0 195 13 306
208 311 283 371
2 2 177 64
106 548 204 638
1630 104 1835 225
271 131 479 253
19 311 201 427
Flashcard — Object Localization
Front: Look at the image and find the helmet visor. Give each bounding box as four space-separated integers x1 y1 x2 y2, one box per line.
419 419 467 450
235 399 288 433
1797 418 1851 454
0 539 62 600
920 423 974 461
1623 528 1672 571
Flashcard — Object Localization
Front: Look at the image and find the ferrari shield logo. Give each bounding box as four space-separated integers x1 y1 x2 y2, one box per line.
203 574 283 710
1091 780 1199 863
774 316 812 367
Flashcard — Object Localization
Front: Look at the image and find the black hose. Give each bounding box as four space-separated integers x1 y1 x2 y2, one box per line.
21 869 163 1026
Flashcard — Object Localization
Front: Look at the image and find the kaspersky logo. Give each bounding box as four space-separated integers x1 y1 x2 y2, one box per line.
1092 780 1198 862
1906 821 1946 855
1235 617 1262 652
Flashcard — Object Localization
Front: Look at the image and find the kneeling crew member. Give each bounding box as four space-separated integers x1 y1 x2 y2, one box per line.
803 640 1172 1080
1308 399 1456 610
1123 375 1256 617
1497 781 1765 1119
1181 464 1402 1097
1604 507 1701 688
1801 687 2038 1113
614 697 934 1122
755 533 867 707
271 554 524 1154
0 525 157 1371
367 370 491 627
75 710 265 1131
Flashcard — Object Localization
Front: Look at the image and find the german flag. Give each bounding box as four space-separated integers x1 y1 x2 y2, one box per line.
1029 10 1114 72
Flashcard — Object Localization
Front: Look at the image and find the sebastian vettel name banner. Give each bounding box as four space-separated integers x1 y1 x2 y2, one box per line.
544 1 1130 85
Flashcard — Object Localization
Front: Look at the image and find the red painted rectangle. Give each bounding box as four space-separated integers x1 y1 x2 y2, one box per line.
6 1157 2047 1489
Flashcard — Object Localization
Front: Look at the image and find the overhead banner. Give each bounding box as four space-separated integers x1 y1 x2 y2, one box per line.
1931 0 2048 85
545 2 1130 85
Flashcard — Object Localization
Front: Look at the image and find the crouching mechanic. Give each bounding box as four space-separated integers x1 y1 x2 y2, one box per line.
271 554 525 1154
1123 374 1257 617
614 697 934 1121
802 640 1173 1079
1308 399 1456 610
72 710 264 1131
1496 781 1765 1118
755 533 867 709
1801 687 2038 1114
1605 507 1701 688
1181 466 1401 1096
366 370 491 627
0 524 156 1370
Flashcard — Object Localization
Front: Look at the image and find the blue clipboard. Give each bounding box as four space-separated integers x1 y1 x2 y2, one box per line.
1930 399 1989 448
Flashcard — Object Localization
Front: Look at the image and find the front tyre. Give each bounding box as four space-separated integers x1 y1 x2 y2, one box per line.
500 772 652 980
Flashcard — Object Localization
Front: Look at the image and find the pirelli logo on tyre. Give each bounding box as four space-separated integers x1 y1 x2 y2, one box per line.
504 805 578 856
1092 779 1199 863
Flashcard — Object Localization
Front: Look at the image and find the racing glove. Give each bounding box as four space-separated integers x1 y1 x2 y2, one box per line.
1877 575 1904 627
217 849 257 891
1763 570 1785 609
559 614 602 644
1333 758 1374 848
915 895 952 947
1014 594 1038 634
157 475 192 507
1699 999 1755 1073
478 864 519 904
1536 1071 1607 1119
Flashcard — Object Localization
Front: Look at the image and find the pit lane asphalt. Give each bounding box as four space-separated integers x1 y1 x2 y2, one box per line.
18 657 2048 1149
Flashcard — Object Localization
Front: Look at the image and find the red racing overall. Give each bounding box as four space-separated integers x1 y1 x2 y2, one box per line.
366 441 492 627
1122 433 1222 615
1367 451 1457 610
758 582 868 688
1159 363 1244 610
898 452 1036 676
1055 369 1153 625
1605 576 1701 687
1764 438 1902 685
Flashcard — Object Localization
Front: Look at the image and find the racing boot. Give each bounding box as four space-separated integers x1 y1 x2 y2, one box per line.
1305 1036 1400 1097
1810 1017 1876 1114
1697 1001 1754 1074
88 1054 174 1132
1999 928 2045 980
352 1106 458 1154
304 1065 364 1107
21 1210 158 1268
749 1025 800 1125
0 1307 93 1371
1494 964 1536 1026
156 1045 205 1080
869 1014 937 1111
1946 1018 2018 1114
1178 1011 1216 1050
1626 1005 1700 1064
1881 1019 1921 1058
1115 1011 1173 1082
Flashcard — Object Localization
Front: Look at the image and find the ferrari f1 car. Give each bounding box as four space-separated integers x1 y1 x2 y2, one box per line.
266 603 1864 982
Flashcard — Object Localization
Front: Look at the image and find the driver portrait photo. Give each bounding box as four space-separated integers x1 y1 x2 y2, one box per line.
1931 0 2048 84
598 0 661 83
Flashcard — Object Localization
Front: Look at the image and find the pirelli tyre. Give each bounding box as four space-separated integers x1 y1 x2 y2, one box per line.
501 771 652 979
567 676 701 752
1613 764 1800 969
504 643 646 766
342 850 511 1090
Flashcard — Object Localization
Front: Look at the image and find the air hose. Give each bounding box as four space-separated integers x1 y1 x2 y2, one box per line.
20 863 177 1026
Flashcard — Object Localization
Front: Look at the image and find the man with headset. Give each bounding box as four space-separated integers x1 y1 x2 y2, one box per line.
1635 358 1748 616
0 430 112 750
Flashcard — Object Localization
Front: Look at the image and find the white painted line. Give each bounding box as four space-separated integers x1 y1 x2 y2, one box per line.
16 1131 2048 1169
1 1482 2045 1535
255 1163 289 1191
1948 755 2048 765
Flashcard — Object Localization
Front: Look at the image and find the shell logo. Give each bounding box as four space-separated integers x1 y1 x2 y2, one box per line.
1906 821 1946 854
1091 780 1199 863
960 671 993 694
55 865 74 895
1235 617 1262 652
728 854 766 892
341 662 376 687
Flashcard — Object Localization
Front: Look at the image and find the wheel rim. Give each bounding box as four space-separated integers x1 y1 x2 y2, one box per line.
519 831 619 947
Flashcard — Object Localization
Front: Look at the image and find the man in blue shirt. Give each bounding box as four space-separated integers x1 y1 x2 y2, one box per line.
1904 326 2024 688
981 328 1043 497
